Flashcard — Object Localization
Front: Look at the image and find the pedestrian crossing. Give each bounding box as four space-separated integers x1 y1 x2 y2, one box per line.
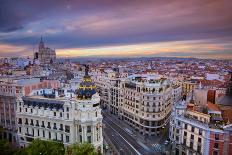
151 143 162 152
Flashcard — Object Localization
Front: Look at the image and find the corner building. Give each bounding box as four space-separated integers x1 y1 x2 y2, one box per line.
16 71 103 153
120 74 173 136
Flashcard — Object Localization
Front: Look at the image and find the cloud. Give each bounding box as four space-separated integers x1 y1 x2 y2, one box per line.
0 0 232 58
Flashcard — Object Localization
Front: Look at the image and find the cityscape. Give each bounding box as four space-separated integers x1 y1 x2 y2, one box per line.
0 1 232 155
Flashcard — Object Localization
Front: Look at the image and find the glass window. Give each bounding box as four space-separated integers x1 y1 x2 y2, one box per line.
215 134 219 140
66 135 69 142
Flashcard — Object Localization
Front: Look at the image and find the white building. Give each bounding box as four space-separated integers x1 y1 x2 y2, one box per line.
16 70 103 153
119 74 173 136
169 99 231 155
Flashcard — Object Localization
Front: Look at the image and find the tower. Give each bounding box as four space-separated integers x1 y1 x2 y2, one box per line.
38 36 45 50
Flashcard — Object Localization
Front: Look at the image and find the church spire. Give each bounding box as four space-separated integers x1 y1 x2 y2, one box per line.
39 36 45 50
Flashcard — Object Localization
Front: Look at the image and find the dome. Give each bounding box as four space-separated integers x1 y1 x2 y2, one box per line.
76 65 96 100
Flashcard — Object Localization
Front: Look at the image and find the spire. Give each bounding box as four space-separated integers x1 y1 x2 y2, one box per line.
84 64 89 76
39 36 45 50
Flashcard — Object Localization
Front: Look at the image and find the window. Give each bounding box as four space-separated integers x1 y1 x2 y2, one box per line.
215 134 219 140
176 129 179 134
61 134 63 141
87 126 91 133
190 142 193 149
36 120 39 126
79 125 82 132
214 143 219 149
80 135 82 142
198 138 201 143
213 151 218 155
19 127 21 133
87 136 91 143
49 132 51 139
67 113 69 119
53 123 57 129
18 118 22 124
54 112 56 116
25 118 28 125
66 135 69 142
30 119 33 126
47 122 51 128
43 130 45 137
60 112 62 117
184 131 187 136
66 107 69 112
191 134 194 140
176 136 179 141
60 124 63 131
37 130 40 136
197 145 201 153
185 124 187 129
31 109 33 113
191 126 195 132
183 138 186 145
199 129 202 135
42 121 45 127
65 125 70 133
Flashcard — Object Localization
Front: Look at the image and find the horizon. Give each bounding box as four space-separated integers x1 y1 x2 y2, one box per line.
0 0 232 59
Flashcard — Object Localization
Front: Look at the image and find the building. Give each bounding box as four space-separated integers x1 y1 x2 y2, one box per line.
16 67 103 153
94 69 121 115
34 37 56 64
0 78 60 144
170 99 232 155
172 84 182 103
119 74 173 136
182 80 197 97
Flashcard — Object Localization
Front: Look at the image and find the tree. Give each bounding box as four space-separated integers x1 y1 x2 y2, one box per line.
26 139 65 155
65 143 98 155
0 139 13 155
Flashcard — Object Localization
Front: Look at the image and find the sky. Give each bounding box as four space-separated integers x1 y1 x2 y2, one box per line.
0 0 232 59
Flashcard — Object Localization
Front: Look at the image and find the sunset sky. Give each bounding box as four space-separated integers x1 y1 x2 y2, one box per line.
0 0 232 59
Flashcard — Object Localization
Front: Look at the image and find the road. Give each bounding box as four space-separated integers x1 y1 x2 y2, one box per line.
103 111 159 155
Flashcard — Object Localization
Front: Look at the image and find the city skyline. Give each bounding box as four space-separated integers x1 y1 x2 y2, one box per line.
0 0 232 59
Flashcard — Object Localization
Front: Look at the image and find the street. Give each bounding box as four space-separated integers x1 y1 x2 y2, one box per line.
102 111 166 155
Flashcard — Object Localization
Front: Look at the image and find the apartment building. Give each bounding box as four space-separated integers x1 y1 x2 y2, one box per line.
120 74 173 136
0 78 60 144
170 100 232 155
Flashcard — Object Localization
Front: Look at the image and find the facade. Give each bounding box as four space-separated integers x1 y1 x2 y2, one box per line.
119 74 173 136
172 84 182 103
34 37 56 64
170 100 232 155
0 78 60 144
16 70 103 153
182 80 197 97
94 69 121 115
94 71 174 136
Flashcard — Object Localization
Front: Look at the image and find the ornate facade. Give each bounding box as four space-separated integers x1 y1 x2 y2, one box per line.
16 68 103 153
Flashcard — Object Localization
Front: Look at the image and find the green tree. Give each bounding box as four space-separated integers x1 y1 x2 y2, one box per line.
26 139 65 155
0 139 14 155
65 143 98 155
